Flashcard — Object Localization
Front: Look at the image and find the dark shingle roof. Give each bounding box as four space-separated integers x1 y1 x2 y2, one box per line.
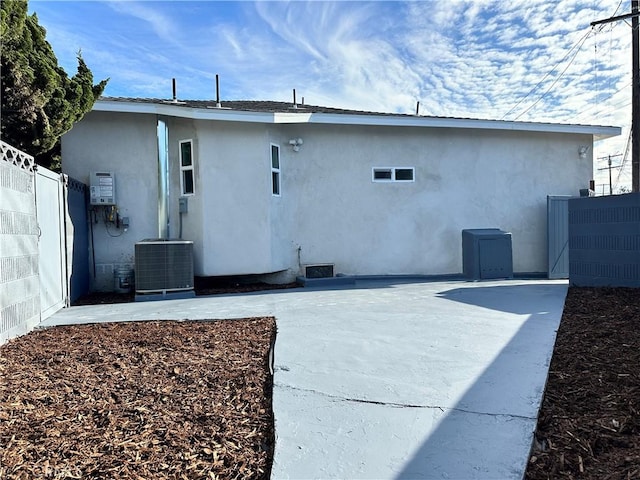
99 97 415 117
95 96 621 140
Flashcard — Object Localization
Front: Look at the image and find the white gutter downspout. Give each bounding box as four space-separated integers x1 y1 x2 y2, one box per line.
157 118 170 239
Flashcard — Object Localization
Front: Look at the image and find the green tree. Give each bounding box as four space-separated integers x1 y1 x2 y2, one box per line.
1 0 108 169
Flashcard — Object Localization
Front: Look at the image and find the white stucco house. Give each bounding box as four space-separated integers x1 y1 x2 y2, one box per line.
61 97 620 291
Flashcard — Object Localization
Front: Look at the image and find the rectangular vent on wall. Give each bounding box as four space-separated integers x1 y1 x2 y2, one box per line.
305 264 334 279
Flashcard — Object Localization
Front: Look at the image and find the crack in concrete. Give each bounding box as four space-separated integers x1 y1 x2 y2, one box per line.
274 382 536 421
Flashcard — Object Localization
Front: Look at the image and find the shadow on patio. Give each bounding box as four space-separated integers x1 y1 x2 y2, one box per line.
396 283 567 479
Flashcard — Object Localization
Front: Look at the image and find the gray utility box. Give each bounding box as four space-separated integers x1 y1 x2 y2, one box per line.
462 229 513 280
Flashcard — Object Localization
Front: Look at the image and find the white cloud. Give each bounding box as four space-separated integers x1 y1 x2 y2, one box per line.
106 0 179 44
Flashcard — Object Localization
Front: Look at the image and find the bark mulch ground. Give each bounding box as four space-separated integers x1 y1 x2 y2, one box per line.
0 317 276 480
526 287 640 480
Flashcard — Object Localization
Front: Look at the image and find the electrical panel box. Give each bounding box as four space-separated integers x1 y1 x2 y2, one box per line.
90 171 116 205
179 197 188 213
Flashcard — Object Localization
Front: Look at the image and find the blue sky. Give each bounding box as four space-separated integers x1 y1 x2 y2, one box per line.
30 0 632 191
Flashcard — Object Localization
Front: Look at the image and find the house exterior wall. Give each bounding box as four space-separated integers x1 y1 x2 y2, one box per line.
62 110 594 290
277 124 592 276
193 121 275 275
164 117 203 273
62 111 159 291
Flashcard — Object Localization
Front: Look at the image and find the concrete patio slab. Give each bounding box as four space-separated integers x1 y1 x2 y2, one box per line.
39 278 568 479
274 389 535 479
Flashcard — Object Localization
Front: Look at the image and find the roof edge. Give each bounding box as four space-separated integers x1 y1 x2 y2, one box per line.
92 98 621 140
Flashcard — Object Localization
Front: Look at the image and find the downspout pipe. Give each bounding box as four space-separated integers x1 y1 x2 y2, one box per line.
157 118 170 239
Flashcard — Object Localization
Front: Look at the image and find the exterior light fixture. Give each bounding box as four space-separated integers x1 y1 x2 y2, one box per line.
289 138 303 152
578 146 589 159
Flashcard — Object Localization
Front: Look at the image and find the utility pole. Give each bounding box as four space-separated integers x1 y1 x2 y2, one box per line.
634 0 639 192
597 154 624 194
592 1 640 192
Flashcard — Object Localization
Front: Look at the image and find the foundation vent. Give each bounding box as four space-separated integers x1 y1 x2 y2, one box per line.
304 264 335 279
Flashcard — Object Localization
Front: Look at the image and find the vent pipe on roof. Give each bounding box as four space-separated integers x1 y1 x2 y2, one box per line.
292 88 297 109
416 101 420 116
215 74 221 108
172 78 177 102
302 96 305 106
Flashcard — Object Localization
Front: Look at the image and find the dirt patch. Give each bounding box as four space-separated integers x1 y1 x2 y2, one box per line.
525 287 640 480
0 317 275 480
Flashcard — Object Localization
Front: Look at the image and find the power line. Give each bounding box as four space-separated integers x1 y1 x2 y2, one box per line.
513 30 593 120
502 3 629 123
574 80 632 121
607 100 633 113
613 127 633 190
500 29 593 120
591 9 640 26
577 97 633 124
597 153 624 195
613 0 625 17
591 0 640 192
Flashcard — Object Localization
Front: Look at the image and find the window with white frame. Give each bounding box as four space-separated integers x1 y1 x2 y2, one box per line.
372 167 415 182
180 140 195 195
271 144 280 196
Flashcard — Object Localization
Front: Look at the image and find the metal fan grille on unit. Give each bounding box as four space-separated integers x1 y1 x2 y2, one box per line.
134 240 194 293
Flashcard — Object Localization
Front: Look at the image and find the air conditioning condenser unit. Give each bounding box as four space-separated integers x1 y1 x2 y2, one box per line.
135 239 194 294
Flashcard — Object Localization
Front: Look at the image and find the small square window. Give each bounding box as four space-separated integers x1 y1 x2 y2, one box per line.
395 168 414 181
183 170 194 194
373 169 392 181
179 140 195 195
271 144 281 196
181 142 192 167
372 167 415 183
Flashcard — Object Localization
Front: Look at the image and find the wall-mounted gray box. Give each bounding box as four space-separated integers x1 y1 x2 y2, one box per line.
462 229 513 280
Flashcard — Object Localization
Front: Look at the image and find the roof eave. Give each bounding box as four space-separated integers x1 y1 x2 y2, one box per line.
94 99 278 123
308 113 621 139
92 99 621 139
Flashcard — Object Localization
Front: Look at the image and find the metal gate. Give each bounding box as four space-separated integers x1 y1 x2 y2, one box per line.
36 167 68 320
547 195 570 279
66 177 90 303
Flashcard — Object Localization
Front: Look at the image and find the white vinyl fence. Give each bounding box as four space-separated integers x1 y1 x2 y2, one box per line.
1 141 72 344
36 166 68 319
